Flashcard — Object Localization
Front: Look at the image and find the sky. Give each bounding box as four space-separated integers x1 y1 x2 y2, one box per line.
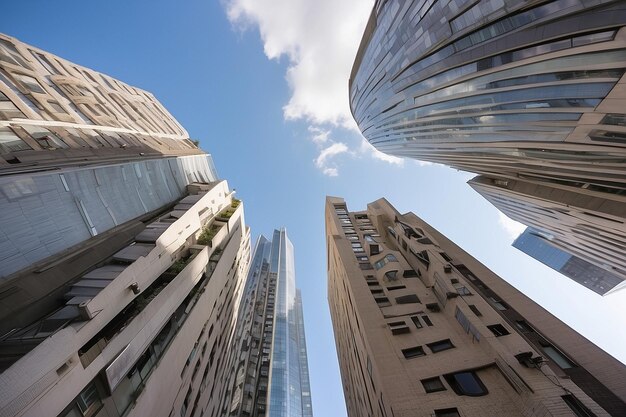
3 1 626 416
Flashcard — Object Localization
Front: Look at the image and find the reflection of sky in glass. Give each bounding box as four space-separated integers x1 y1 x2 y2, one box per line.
267 228 313 417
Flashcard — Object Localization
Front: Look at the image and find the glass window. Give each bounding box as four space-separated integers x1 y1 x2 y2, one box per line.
487 324 510 337
402 346 426 359
489 297 507 311
0 39 29 67
388 321 410 335
562 395 597 417
422 377 446 393
445 371 488 396
434 408 461 417
76 382 102 417
374 297 391 307
515 320 534 333
21 125 68 149
395 294 420 304
384 270 398 281
0 126 31 153
468 305 482 316
542 344 575 369
421 315 433 326
14 73 46 94
410 316 422 329
427 339 454 353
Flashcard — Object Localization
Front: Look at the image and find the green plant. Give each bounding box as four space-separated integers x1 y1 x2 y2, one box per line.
168 258 190 274
197 224 220 245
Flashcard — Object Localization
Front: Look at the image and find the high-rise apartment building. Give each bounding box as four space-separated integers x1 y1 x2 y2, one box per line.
0 34 251 417
225 229 313 417
326 196 626 417
348 0 626 293
511 228 622 295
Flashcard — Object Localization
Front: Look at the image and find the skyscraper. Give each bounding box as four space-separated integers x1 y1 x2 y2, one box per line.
0 34 251 417
225 229 313 417
348 0 626 292
326 196 626 417
469 175 626 294
512 227 622 295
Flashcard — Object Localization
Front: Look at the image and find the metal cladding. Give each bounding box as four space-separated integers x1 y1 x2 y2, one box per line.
349 0 626 188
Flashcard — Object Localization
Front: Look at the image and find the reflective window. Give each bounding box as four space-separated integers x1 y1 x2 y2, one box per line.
444 371 488 396
0 126 31 153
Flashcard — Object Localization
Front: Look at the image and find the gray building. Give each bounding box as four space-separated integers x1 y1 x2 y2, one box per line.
0 34 252 417
226 229 313 417
512 228 623 295
348 0 626 293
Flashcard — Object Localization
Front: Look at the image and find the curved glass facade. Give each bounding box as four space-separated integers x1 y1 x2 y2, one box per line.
350 0 626 187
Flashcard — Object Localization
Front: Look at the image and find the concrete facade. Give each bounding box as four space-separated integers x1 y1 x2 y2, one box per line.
326 196 626 417
0 181 251 417
0 34 252 417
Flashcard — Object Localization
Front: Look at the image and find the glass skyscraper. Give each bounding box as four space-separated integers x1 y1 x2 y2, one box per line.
226 229 313 417
513 228 623 295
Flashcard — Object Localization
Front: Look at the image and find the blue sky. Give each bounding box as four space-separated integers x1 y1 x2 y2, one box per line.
4 1 626 416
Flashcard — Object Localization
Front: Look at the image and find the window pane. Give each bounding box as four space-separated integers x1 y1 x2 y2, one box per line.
0 126 31 153
422 377 446 393
402 346 425 359
452 372 487 396
427 339 454 353
543 345 575 369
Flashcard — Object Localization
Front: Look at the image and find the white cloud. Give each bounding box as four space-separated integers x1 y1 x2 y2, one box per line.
225 0 373 128
225 0 399 175
308 126 330 144
498 212 526 239
314 142 349 176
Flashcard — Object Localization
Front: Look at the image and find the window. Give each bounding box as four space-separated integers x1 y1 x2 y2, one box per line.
356 255 368 261
440 252 453 262
374 254 398 270
384 270 398 281
375 297 391 307
541 343 575 369
359 263 373 270
444 371 488 396
427 339 454 353
387 226 396 237
421 315 433 326
388 321 410 335
421 377 446 393
370 288 384 295
515 320 534 333
410 315 422 329
562 395 596 417
468 305 482 316
487 324 510 337
434 408 461 417
403 269 419 278
402 346 426 359
386 284 406 291
489 297 507 310
395 294 420 304
76 382 102 417
0 126 31 153
455 285 471 296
